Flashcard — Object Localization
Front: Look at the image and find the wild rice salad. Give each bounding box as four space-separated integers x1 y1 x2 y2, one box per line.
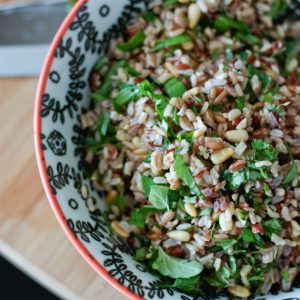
81 0 300 298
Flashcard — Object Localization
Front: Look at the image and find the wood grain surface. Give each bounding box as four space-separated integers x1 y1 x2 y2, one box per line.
0 78 125 300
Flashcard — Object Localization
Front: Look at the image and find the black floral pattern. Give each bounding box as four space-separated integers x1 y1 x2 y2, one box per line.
102 242 174 299
39 0 300 299
41 38 86 124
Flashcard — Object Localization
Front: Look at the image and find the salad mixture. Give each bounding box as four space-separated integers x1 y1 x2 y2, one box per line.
80 0 300 298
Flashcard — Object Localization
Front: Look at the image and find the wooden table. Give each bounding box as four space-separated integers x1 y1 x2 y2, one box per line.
0 82 125 299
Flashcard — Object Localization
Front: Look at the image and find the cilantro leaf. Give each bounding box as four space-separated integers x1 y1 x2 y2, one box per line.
235 96 245 110
242 227 265 248
263 219 282 237
223 168 249 191
269 0 288 20
149 185 170 210
93 60 127 100
164 78 186 97
134 247 147 261
129 206 162 227
114 84 140 107
173 155 203 198
215 239 237 250
141 175 154 196
152 247 203 279
117 29 145 52
142 11 157 23
163 0 178 7
283 160 297 185
247 65 272 91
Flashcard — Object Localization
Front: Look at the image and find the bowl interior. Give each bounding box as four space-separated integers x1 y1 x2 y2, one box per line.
35 0 300 299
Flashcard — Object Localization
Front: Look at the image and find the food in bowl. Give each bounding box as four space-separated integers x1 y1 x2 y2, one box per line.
80 0 300 297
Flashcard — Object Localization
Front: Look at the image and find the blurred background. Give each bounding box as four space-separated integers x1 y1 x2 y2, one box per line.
0 0 123 299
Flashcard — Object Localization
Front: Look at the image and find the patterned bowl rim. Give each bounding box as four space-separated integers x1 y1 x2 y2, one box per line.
34 0 140 299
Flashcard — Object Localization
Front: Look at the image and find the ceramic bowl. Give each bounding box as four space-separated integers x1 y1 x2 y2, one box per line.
34 0 300 299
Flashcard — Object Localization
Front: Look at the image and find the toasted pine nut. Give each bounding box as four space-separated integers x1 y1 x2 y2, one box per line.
184 203 197 217
183 87 200 100
188 3 201 29
147 230 164 241
161 210 176 224
214 112 226 123
167 230 191 242
133 148 149 156
151 151 163 175
232 193 239 202
228 285 251 298
182 41 194 51
205 137 224 150
211 147 234 165
111 221 130 238
225 130 249 143
107 190 118 204
193 129 204 140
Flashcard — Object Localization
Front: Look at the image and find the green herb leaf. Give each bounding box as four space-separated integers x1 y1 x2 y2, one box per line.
236 32 262 46
97 111 110 137
252 139 270 150
142 11 157 23
124 65 140 77
109 195 125 212
223 168 249 191
129 206 162 227
163 0 178 7
247 65 272 91
152 247 203 279
114 84 140 107
94 60 126 100
269 0 288 20
263 219 282 237
225 48 233 61
215 239 237 250
117 29 145 52
149 185 170 210
173 155 203 198
242 227 265 247
251 139 279 161
164 78 186 97
214 15 249 33
141 175 154 196
228 256 237 274
210 104 222 112
134 247 147 261
200 208 212 216
94 56 109 70
171 276 199 292
283 160 297 184
235 96 245 110
240 50 249 63
281 269 290 283
151 33 192 52
262 92 274 103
